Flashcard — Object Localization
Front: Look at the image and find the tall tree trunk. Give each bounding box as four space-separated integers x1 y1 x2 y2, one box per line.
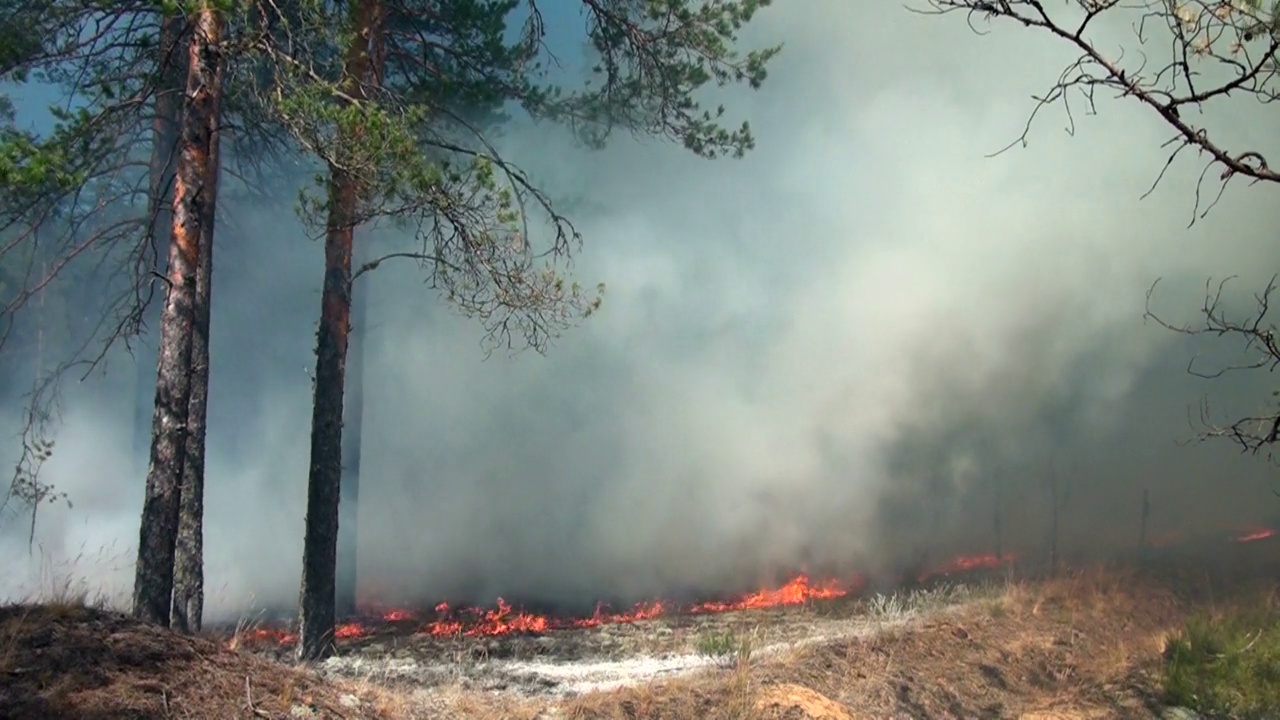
336 270 368 618
133 4 225 627
134 16 185 479
171 12 224 633
297 0 383 662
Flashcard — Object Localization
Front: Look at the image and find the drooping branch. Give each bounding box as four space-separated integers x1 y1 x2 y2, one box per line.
918 0 1280 221
1145 275 1280 461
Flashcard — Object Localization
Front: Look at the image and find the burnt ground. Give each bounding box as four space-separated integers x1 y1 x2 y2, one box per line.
3 545 1278 720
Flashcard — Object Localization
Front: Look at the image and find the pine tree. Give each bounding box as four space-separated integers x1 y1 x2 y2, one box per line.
268 0 781 661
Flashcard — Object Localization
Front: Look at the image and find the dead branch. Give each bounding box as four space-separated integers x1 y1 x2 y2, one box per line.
916 0 1280 222
1146 275 1280 461
244 676 270 719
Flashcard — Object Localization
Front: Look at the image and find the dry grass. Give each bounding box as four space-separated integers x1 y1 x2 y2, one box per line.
0 602 415 719
499 565 1190 720
4 560 1271 719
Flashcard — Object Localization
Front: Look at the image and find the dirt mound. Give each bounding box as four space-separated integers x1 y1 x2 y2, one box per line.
0 602 394 720
756 683 855 720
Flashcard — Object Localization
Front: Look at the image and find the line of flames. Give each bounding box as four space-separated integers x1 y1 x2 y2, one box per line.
236 526 1277 648
239 553 1007 647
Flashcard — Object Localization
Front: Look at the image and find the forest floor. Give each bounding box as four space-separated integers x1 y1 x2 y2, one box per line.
2 546 1276 720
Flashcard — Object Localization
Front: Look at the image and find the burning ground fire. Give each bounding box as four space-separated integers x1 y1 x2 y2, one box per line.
235 553 1015 648
1233 527 1276 543
233 526 1277 649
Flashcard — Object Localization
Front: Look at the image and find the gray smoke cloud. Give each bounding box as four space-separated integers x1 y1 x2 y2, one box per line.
3 2 1279 620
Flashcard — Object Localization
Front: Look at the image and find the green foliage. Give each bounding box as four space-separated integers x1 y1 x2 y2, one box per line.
695 628 755 667
0 107 102 212
1163 597 1280 719
261 0 777 351
529 0 782 159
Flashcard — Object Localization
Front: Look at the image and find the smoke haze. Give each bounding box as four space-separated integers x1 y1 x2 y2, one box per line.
3 2 1279 620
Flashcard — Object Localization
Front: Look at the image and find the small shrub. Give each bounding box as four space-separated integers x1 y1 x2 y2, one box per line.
867 593 905 620
695 629 753 668
1163 596 1280 719
983 597 1009 618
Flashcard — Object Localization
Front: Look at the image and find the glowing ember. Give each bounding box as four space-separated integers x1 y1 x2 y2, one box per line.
334 622 367 639
920 553 1013 580
241 627 297 646
1233 527 1277 543
570 601 666 630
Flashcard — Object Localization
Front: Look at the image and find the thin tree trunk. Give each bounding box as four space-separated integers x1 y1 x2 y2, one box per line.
1047 468 1059 573
993 480 1002 561
133 4 225 627
134 16 185 479
1139 487 1150 560
172 9 224 633
297 0 383 662
296 171 357 659
336 271 368 618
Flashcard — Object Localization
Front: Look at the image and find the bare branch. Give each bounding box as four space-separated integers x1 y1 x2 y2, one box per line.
1146 275 1280 461
918 0 1280 215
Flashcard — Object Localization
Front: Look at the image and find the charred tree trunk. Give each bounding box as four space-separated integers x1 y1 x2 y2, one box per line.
171 9 224 633
134 16 185 479
297 0 383 662
133 5 225 627
336 271 368 619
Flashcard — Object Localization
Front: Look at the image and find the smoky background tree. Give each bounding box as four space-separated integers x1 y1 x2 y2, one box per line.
260 0 781 661
0 0 190 533
1 0 292 633
921 0 1280 458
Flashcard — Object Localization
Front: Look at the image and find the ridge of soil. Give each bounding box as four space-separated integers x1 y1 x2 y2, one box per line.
0 602 393 720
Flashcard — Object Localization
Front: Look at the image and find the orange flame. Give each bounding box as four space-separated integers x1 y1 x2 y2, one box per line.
334 623 362 639
223 548 1152 650
920 553 1013 580
690 574 854 614
1233 527 1277 543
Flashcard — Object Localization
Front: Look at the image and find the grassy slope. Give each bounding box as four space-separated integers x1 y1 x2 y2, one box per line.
3 562 1278 720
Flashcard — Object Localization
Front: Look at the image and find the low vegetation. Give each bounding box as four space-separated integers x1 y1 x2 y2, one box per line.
695 627 756 667
5 560 1280 719
1163 593 1280 719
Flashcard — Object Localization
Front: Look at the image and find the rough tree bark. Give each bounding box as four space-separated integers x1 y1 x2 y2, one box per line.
297 0 383 662
133 16 185 479
171 9 224 633
336 270 368 619
133 4 225 627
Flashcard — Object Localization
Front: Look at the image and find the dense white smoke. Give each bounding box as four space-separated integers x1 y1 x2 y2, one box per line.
2 2 1278 620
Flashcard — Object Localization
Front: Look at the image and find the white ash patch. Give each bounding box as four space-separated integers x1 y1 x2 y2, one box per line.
318 583 986 699
495 652 718 695
321 613 920 697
